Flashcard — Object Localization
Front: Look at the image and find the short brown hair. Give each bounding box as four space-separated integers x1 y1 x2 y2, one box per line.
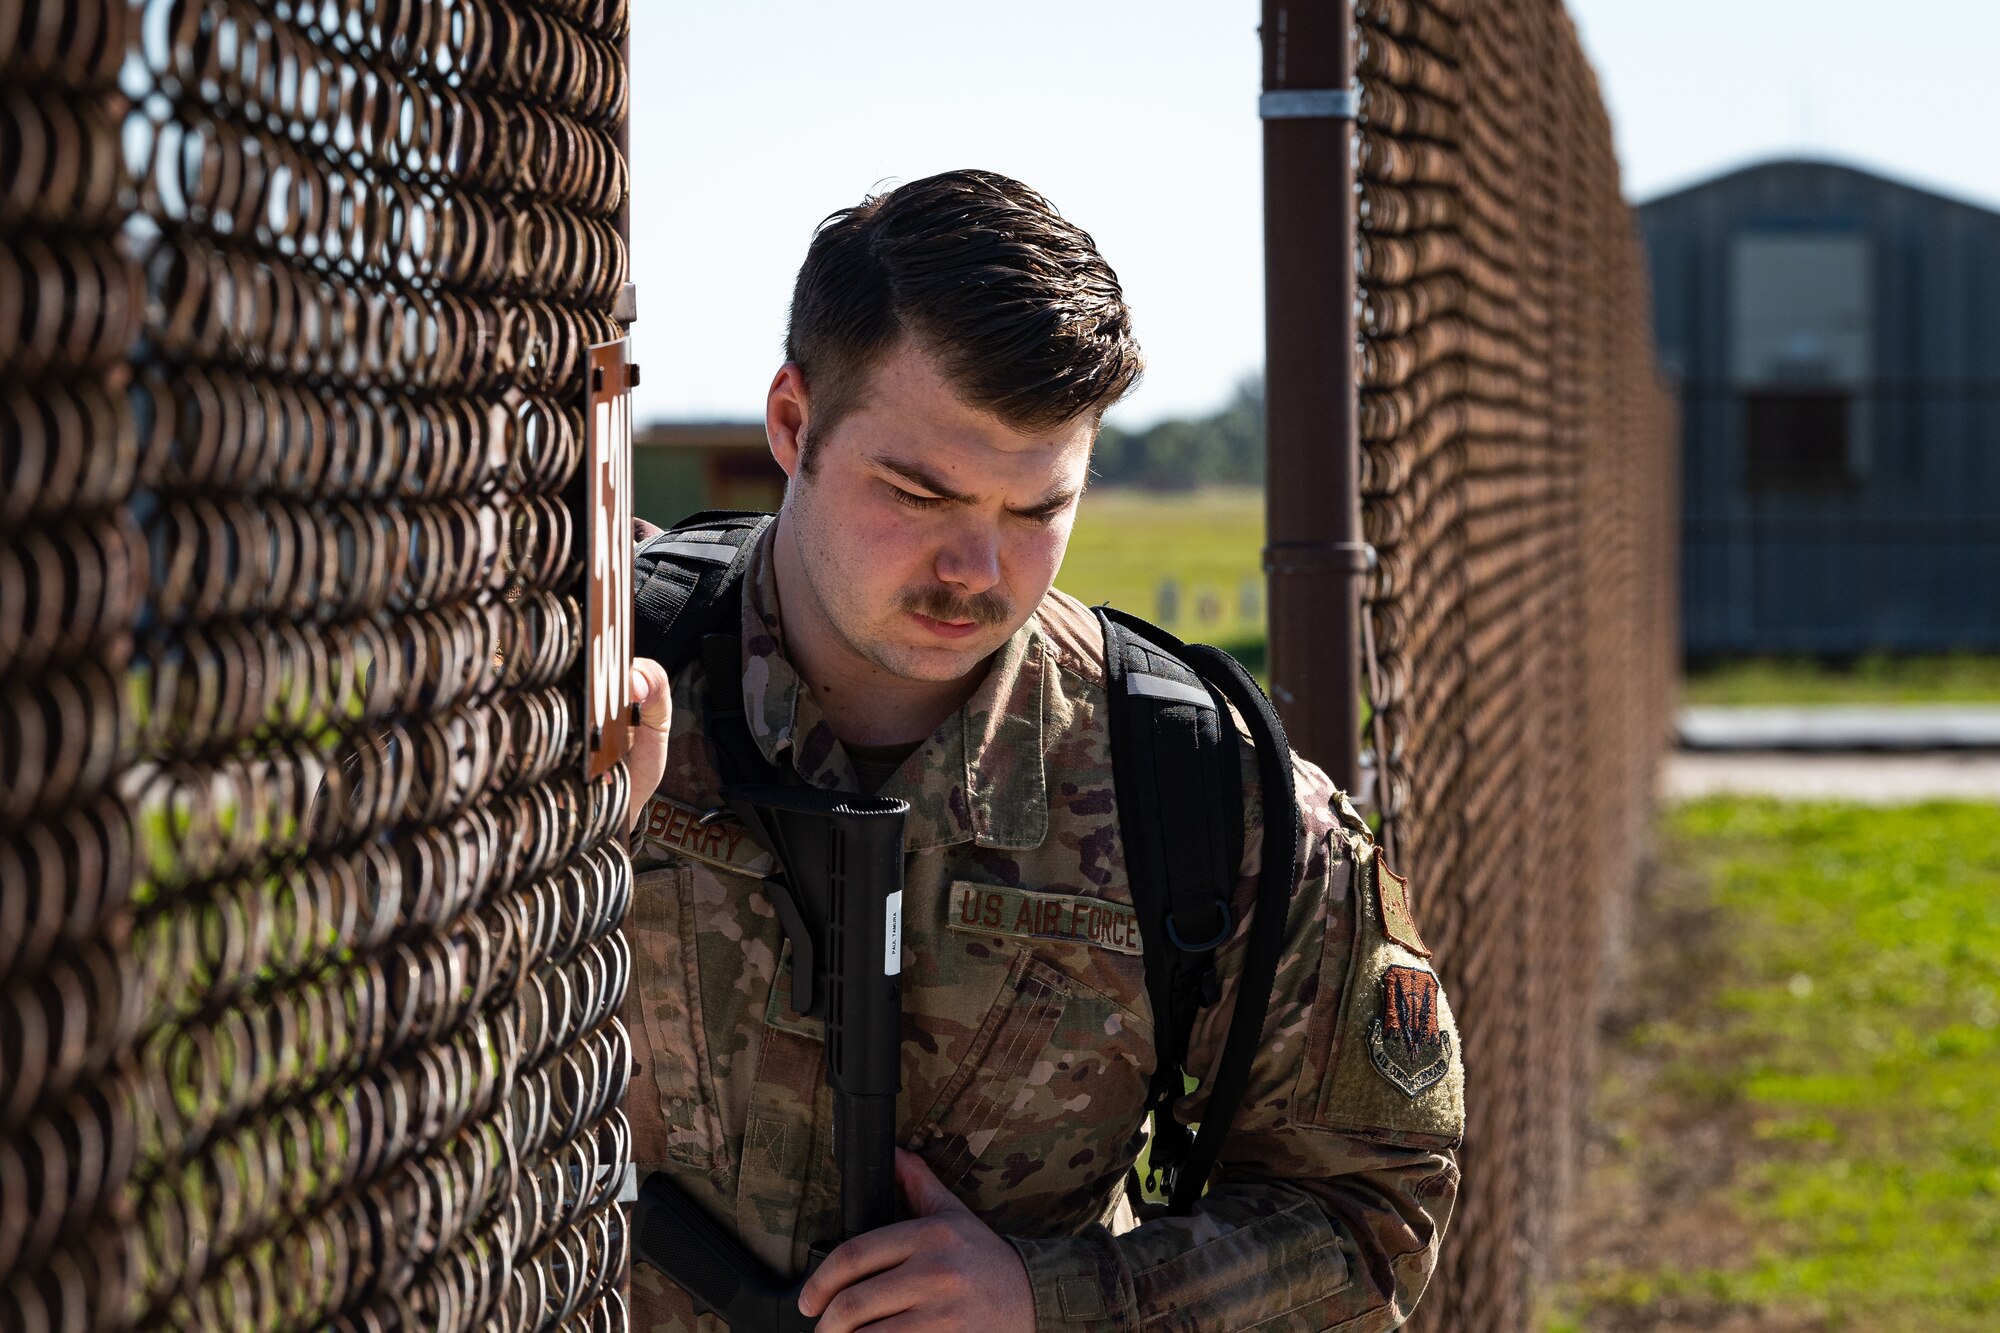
785 170 1143 462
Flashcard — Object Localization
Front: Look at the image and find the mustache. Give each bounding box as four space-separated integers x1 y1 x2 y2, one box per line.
898 583 1012 627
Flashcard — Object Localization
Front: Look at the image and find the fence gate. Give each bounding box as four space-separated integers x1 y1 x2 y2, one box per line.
2 2 636 1329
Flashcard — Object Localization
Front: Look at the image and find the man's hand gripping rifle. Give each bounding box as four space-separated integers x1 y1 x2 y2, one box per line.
632 784 909 1331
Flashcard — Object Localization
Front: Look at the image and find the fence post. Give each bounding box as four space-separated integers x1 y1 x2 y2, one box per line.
1260 0 1364 794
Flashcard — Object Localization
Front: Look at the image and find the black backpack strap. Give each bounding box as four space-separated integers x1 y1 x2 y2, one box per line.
1095 608 1242 1198
631 510 774 670
631 509 787 790
1165 641 1299 1212
700 631 785 788
1095 606 1299 1214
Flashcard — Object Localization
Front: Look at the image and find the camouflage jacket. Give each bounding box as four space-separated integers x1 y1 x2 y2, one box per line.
624 530 1464 1331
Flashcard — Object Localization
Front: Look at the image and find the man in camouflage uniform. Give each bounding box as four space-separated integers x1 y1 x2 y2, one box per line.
622 170 1463 1332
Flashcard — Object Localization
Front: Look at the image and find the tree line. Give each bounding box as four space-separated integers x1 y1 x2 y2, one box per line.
1092 375 1265 490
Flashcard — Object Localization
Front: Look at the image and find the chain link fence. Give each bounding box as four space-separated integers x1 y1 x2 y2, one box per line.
2 2 634 1328
6 2 1678 1328
1350 1 1678 1328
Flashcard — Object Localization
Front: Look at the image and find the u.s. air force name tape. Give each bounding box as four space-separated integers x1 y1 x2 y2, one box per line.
636 794 776 877
947 881 1143 956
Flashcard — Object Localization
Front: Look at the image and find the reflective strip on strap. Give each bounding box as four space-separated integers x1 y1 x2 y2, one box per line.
648 539 738 565
1125 672 1214 709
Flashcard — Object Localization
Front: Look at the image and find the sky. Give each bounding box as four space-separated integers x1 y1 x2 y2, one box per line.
627 1 1999 432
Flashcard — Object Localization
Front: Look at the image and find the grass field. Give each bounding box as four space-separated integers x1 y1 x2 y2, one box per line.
1059 486 1265 653
1061 489 2000 708
1544 798 2000 1332
1683 655 2000 706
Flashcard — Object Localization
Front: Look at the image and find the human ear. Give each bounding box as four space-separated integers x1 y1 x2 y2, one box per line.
766 362 810 478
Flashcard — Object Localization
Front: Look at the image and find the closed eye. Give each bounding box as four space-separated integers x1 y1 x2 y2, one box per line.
889 484 948 511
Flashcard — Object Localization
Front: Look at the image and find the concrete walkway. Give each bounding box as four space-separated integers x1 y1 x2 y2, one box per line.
1662 750 2000 803
1667 705 2000 801
1678 704 2000 751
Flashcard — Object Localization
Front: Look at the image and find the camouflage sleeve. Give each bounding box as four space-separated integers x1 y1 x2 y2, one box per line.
1007 754 1465 1332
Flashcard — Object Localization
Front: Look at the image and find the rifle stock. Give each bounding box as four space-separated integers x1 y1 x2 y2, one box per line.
632 1172 817 1331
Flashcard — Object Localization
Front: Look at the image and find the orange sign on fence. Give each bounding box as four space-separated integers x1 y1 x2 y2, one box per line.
587 337 637 780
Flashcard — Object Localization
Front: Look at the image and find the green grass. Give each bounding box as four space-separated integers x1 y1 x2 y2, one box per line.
1547 798 2000 1331
1061 491 2000 708
1062 493 2000 712
1683 654 2000 705
1059 486 1265 651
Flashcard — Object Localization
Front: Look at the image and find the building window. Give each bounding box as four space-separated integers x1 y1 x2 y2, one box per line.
1742 390 1854 491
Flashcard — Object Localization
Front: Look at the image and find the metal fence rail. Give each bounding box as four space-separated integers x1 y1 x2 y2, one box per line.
1349 1 1678 1328
1 2 634 1329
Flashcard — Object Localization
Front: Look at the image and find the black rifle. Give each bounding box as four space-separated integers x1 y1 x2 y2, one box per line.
632 784 909 1330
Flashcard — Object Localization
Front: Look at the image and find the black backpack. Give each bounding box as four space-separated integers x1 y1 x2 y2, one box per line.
632 512 1301 1213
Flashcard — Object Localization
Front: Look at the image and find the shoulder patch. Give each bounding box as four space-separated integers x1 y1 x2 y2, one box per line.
1376 862 1431 958
1369 965 1453 1097
1295 839 1465 1143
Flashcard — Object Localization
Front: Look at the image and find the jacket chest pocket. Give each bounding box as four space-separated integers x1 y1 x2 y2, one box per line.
626 864 725 1170
909 945 1153 1220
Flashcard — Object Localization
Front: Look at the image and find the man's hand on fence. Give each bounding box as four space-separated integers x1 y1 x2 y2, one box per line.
796 1148 1034 1333
626 658 672 834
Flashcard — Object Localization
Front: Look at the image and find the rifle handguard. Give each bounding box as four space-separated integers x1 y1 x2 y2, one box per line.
723 784 908 1237
632 784 909 1329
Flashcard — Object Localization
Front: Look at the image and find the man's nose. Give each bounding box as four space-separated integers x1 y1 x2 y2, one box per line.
934 524 1002 594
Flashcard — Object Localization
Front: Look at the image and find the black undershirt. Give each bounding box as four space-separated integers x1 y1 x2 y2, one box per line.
845 738 924 795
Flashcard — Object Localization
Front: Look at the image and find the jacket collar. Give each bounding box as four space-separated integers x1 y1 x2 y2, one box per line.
737 526 1050 852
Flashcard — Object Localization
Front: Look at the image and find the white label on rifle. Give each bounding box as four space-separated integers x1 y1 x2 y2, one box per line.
596 1163 637 1203
884 891 903 975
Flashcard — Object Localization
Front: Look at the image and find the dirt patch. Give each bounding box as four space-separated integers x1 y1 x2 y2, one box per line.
1547 861 1828 1333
